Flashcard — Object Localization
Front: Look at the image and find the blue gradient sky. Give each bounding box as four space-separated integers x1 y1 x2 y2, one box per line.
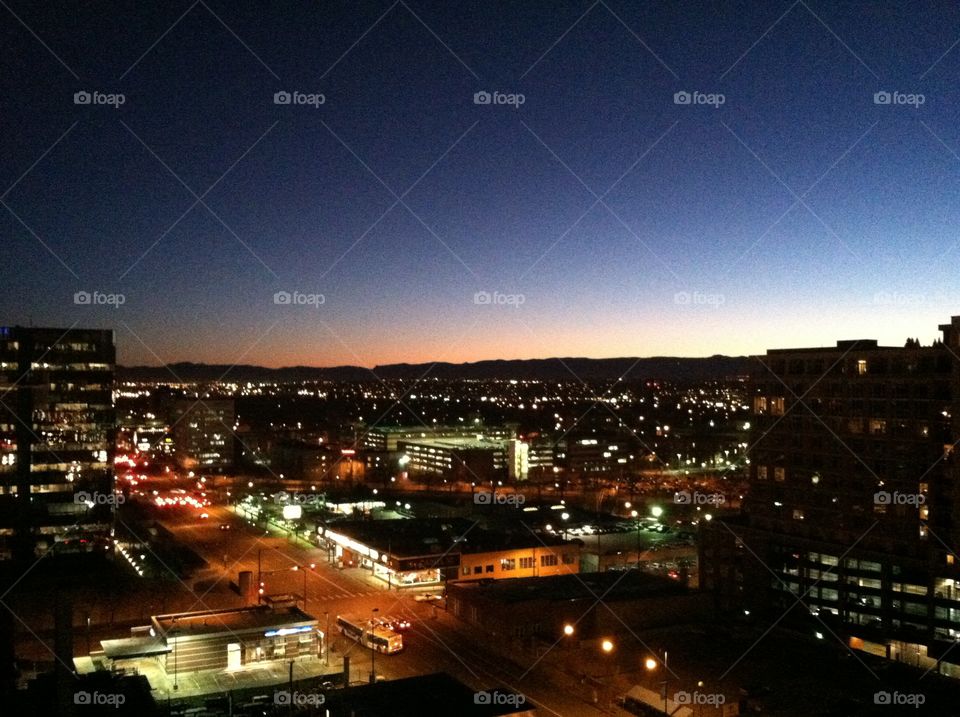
3 1 960 366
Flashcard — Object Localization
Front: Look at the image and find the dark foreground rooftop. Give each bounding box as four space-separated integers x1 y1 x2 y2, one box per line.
449 570 685 603
323 673 532 716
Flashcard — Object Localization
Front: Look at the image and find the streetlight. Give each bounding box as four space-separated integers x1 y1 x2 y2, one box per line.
323 611 329 665
563 624 575 637
601 639 614 653
631 509 641 567
650 505 663 519
170 620 179 692
645 651 669 715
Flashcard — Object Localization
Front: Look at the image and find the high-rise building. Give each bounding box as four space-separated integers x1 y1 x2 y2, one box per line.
0 326 116 562
171 398 235 470
701 317 960 677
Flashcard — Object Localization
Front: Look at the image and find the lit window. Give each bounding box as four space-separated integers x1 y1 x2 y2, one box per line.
857 360 868 375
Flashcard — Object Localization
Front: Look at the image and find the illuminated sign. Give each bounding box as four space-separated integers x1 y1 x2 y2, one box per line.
264 626 313 637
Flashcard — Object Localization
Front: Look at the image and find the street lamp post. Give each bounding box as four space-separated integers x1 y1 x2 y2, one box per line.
324 611 330 665
170 622 179 692
257 548 263 604
644 650 669 716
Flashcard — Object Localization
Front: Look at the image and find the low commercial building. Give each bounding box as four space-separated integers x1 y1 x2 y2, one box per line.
359 425 529 481
457 535 581 581
318 519 581 587
447 572 709 642
102 605 320 674
559 433 642 475
318 518 470 587
360 425 516 453
398 437 512 482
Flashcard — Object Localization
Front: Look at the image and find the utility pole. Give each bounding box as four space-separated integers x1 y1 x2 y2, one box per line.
324 612 330 665
369 607 379 683
288 660 294 717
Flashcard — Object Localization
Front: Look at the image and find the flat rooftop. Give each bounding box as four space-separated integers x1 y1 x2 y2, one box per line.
324 517 473 558
763 339 950 354
400 436 508 450
449 570 686 603
322 672 529 716
326 518 574 558
152 605 316 638
100 636 170 660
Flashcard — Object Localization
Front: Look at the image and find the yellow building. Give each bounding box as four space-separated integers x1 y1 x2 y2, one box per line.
458 541 580 581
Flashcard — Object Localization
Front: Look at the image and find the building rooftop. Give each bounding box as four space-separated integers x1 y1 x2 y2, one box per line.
325 518 574 559
449 570 685 603
322 672 530 716
152 605 316 638
400 436 509 450
324 517 473 558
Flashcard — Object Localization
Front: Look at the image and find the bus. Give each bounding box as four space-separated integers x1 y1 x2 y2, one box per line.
336 615 403 654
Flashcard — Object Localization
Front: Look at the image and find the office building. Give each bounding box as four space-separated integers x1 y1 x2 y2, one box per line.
0 326 115 561
171 398 234 470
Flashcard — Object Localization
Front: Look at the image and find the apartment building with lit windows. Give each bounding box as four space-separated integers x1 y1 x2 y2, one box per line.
701 317 960 677
0 326 115 562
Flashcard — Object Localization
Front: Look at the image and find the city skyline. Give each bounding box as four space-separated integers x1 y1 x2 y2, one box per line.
5 2 960 367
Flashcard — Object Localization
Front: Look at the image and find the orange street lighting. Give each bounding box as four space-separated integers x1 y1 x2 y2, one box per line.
563 624 575 636
644 657 658 671
601 639 614 653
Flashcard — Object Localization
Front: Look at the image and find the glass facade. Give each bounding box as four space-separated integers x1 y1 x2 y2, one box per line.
0 327 115 560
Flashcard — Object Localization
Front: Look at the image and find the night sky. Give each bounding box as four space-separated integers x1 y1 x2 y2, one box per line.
3 1 960 367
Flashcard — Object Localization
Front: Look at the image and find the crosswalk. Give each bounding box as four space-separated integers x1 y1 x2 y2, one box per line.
311 589 390 601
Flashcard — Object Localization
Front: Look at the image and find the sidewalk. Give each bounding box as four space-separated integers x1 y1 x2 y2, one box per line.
141 654 343 702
